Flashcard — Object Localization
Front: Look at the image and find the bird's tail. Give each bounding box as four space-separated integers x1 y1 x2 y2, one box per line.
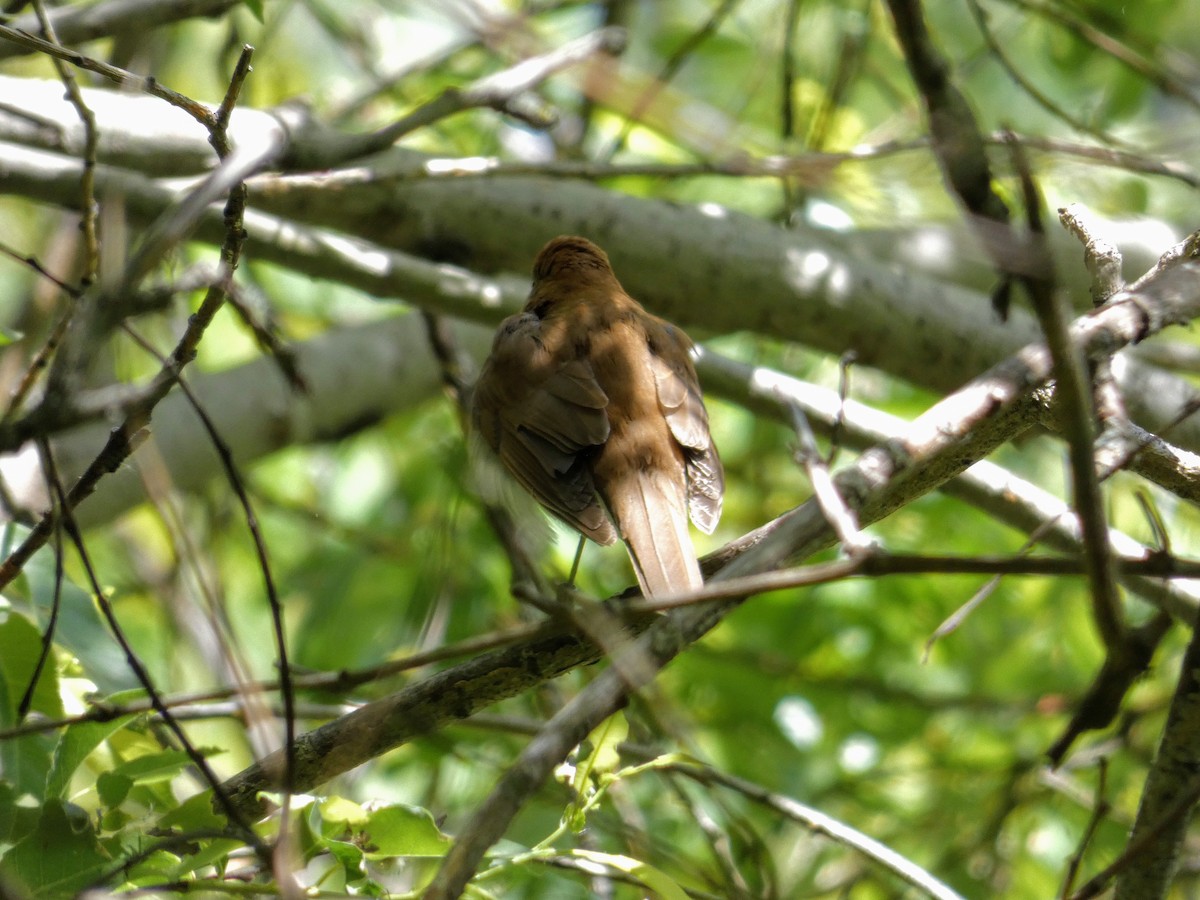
607 469 703 598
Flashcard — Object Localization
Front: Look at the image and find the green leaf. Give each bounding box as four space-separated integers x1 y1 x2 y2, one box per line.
0 608 63 723
153 793 241 879
561 712 629 831
0 610 62 797
96 771 132 808
169 836 243 879
0 781 39 845
571 849 690 900
46 713 136 799
111 748 202 785
360 803 451 858
319 795 367 830
324 836 366 884
2 800 111 896
577 712 628 788
243 0 264 22
122 849 186 887
20 548 133 694
0 731 53 800
156 789 226 832
99 806 129 831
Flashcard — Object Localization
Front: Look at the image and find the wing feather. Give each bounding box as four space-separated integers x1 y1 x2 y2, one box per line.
649 331 724 534
471 313 616 544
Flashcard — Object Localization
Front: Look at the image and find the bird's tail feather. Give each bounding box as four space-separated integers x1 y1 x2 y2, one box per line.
609 471 702 598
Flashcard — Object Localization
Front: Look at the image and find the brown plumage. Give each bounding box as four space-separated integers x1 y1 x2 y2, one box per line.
471 235 723 597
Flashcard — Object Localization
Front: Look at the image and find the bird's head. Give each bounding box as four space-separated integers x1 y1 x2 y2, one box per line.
531 236 614 283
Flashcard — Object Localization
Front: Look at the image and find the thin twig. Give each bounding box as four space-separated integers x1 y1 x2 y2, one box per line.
780 394 870 554
1059 203 1124 306
122 45 262 290
36 437 267 857
669 758 967 900
224 282 308 393
367 26 627 152
1059 758 1109 899
31 0 99 285
1003 134 1125 654
0 22 220 128
883 0 1014 314
601 0 740 160
0 617 551 741
0 49 255 595
1072 774 1200 898
16 438 64 721
965 0 1122 148
780 0 804 139
0 0 241 61
1009 0 1200 113
121 325 296 797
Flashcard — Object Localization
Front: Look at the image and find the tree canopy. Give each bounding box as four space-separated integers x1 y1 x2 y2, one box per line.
2 1 1200 897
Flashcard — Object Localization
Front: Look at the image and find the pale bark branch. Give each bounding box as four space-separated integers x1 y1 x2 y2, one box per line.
0 0 241 61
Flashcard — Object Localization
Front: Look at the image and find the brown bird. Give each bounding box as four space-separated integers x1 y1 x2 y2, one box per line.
471 235 723 597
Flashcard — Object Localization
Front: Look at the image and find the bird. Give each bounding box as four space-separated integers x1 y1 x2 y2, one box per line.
471 235 723 598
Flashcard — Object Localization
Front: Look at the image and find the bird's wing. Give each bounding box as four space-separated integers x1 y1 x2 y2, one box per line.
649 330 724 535
472 322 617 544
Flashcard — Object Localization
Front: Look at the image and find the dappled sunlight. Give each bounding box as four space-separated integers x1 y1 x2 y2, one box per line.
775 695 824 750
424 156 501 175
783 244 853 304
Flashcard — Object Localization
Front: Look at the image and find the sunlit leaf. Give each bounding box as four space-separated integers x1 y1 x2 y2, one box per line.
571 849 691 900
46 713 137 800
360 803 451 859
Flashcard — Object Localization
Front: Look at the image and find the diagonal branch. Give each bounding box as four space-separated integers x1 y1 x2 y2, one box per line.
421 249 1200 897
218 252 1200 838
0 0 241 61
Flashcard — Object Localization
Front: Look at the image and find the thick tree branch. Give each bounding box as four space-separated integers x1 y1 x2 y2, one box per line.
5 130 1200 462
219 254 1200 839
1108 620 1200 899
0 0 241 61
425 250 1200 896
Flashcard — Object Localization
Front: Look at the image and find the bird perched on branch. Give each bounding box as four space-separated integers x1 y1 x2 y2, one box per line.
471 235 723 597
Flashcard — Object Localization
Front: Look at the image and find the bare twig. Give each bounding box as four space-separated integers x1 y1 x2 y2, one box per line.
780 0 804 139
1005 137 1124 644
1059 758 1109 899
122 325 296 797
0 22 219 127
669 758 967 900
883 0 1014 315
122 45 263 289
1074 772 1200 898
1059 203 1124 306
965 0 1121 148
780 394 870 555
0 0 241 61
1100 614 1200 897
0 618 552 741
0 49 256 594
15 439 64 721
32 0 99 285
364 26 628 154
223 281 308 393
1010 0 1200 113
601 0 740 160
36 436 267 856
